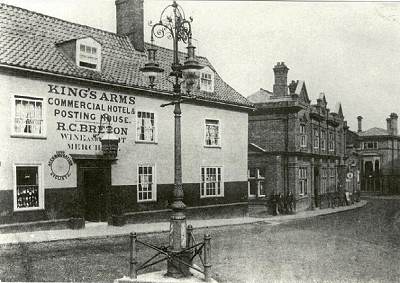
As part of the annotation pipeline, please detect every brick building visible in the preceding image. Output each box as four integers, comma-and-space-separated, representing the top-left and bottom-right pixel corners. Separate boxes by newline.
355, 114, 400, 194
0, 1, 252, 224
247, 62, 348, 211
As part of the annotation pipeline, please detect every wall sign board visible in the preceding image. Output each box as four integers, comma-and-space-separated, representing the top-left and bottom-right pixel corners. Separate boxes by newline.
47, 84, 136, 153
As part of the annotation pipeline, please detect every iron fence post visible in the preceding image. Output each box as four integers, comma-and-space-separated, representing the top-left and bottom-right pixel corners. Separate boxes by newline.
203, 234, 211, 282
187, 224, 194, 266
129, 232, 137, 279
187, 224, 193, 247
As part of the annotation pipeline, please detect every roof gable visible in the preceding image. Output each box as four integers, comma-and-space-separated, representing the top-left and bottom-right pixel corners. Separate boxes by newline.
0, 3, 252, 109
335, 102, 343, 118
297, 81, 310, 104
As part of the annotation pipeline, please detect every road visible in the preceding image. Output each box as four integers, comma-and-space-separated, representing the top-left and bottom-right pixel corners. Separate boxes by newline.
0, 197, 399, 282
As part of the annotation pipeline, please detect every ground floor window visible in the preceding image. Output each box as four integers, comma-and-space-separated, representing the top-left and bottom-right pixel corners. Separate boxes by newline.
299, 167, 308, 195
137, 165, 156, 202
201, 166, 223, 197
248, 168, 266, 197
14, 164, 44, 210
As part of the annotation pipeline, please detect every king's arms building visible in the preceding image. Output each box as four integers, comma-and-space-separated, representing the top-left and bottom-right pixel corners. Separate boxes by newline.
0, 1, 253, 224
247, 62, 348, 211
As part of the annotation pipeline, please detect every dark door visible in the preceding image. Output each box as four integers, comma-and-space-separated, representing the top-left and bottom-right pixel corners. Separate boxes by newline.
83, 168, 107, 222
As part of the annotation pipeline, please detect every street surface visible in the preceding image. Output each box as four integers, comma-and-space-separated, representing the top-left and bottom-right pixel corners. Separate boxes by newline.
0, 197, 399, 282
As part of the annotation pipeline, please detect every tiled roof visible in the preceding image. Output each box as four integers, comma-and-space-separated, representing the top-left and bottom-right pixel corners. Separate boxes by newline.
359, 127, 389, 137
0, 3, 252, 108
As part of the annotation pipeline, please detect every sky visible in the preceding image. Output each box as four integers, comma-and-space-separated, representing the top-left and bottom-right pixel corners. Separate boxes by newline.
2, 0, 400, 131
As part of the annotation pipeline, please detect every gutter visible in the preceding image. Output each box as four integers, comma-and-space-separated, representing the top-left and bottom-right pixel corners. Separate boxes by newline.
0, 64, 254, 112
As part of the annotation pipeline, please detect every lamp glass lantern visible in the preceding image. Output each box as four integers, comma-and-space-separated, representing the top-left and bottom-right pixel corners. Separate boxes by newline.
181, 40, 203, 93
140, 45, 164, 88
101, 125, 119, 158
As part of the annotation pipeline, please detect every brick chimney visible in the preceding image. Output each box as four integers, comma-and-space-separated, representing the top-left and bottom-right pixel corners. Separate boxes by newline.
357, 116, 363, 133
386, 117, 392, 134
273, 62, 289, 96
390, 113, 398, 136
115, 0, 144, 52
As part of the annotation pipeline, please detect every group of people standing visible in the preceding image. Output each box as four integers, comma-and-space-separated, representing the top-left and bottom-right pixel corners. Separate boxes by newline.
269, 191, 295, 215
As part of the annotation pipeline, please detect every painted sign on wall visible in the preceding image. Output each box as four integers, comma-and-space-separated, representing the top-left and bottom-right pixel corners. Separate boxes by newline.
47, 84, 136, 152
48, 151, 73, 180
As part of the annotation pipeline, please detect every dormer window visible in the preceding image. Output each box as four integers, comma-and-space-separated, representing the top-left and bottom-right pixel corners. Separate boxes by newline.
200, 67, 214, 92
58, 37, 102, 72
76, 37, 101, 71
79, 44, 98, 69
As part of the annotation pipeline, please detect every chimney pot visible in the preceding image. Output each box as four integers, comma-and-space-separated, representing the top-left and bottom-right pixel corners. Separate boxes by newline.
387, 117, 392, 134
357, 116, 363, 133
273, 62, 289, 96
390, 113, 398, 135
115, 0, 144, 52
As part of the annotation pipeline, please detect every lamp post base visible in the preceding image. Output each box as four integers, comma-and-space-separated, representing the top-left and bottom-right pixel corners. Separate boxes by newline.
114, 266, 218, 283
167, 212, 191, 278
166, 250, 193, 278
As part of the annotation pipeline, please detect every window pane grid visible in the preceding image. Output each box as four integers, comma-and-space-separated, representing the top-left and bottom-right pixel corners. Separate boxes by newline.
138, 165, 155, 201
200, 72, 213, 92
314, 129, 319, 149
16, 166, 40, 209
14, 97, 44, 135
205, 120, 220, 146
299, 167, 308, 195
79, 44, 99, 69
329, 132, 335, 151
300, 124, 307, 147
201, 167, 223, 197
321, 131, 326, 150
137, 112, 155, 142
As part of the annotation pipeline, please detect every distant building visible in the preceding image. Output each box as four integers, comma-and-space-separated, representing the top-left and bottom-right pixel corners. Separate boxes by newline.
0, 1, 252, 224
355, 114, 400, 194
247, 62, 348, 211
344, 130, 361, 196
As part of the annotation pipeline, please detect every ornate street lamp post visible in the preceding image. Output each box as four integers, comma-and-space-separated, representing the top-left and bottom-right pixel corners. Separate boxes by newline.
140, 0, 203, 278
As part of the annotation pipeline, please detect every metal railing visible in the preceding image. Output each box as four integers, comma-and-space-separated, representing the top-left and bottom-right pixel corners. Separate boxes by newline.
127, 225, 212, 281
361, 175, 400, 195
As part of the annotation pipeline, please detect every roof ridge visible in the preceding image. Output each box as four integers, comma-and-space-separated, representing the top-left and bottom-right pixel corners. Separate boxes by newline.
0, 2, 124, 39
0, 3, 209, 59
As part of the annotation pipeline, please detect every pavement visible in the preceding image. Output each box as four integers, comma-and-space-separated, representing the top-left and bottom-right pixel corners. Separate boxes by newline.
0, 201, 367, 246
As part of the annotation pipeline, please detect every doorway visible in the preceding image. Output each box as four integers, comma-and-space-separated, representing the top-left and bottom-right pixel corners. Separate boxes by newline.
82, 168, 107, 222
75, 158, 111, 222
